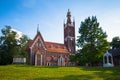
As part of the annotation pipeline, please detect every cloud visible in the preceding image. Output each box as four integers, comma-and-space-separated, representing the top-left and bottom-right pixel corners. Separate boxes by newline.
11, 29, 23, 39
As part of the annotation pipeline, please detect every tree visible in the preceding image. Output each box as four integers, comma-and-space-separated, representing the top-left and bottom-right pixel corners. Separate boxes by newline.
77, 16, 109, 66
0, 26, 19, 64
0, 26, 29, 65
110, 36, 120, 49
18, 35, 30, 56
17, 34, 30, 64
20, 35, 29, 47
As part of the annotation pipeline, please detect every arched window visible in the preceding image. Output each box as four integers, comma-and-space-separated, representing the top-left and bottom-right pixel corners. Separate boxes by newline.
47, 62, 51, 66
105, 56, 107, 64
103, 51, 114, 67
109, 56, 112, 63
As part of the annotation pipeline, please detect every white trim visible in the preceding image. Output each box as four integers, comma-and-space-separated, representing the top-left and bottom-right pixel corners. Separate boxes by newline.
47, 62, 51, 66
41, 54, 42, 66
30, 47, 32, 65
65, 36, 74, 41
103, 51, 114, 67
58, 56, 65, 66
35, 54, 37, 66
64, 22, 74, 29
30, 36, 46, 50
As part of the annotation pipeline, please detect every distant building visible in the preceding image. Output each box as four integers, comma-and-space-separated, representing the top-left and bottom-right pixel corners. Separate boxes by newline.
109, 48, 120, 66
26, 10, 76, 66
13, 55, 26, 64
103, 48, 120, 67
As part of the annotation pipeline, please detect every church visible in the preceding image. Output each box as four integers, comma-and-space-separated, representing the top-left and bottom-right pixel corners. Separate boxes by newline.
26, 10, 76, 66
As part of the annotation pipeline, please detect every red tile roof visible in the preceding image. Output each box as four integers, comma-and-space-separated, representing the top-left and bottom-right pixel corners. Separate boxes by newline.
26, 32, 69, 54
45, 41, 69, 54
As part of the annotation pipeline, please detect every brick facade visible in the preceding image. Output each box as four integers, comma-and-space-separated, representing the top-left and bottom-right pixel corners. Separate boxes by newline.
26, 10, 75, 66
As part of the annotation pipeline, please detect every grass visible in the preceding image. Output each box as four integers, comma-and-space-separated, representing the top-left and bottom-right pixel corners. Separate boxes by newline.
0, 64, 120, 80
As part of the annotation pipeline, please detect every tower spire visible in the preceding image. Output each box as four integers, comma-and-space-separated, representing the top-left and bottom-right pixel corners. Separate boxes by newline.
64, 9, 76, 54
67, 9, 71, 23
37, 24, 39, 33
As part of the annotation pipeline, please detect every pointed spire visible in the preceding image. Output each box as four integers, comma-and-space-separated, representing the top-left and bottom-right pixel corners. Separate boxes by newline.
67, 9, 71, 17
37, 24, 40, 33
68, 9, 70, 12
67, 9, 71, 23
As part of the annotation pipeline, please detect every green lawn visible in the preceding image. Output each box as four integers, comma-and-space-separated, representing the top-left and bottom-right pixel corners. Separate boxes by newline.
0, 64, 120, 80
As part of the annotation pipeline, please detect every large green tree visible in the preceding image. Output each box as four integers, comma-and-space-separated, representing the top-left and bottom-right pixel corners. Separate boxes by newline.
77, 16, 109, 66
0, 26, 29, 65
110, 36, 120, 49
0, 26, 19, 64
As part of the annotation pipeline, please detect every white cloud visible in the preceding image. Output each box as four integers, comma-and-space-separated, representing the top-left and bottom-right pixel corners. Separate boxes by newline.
11, 29, 23, 39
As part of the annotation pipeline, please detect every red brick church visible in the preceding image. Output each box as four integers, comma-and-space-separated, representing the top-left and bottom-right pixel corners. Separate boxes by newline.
26, 10, 75, 66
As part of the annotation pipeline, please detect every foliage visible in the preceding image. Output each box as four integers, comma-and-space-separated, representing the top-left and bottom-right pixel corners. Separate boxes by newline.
20, 35, 29, 47
69, 54, 76, 62
19, 35, 30, 64
0, 64, 120, 80
110, 36, 120, 49
18, 34, 29, 56
0, 26, 29, 65
77, 16, 109, 66
0, 26, 19, 64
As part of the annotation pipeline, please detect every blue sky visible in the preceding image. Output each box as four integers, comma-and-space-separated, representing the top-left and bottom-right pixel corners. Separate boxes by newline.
0, 0, 120, 43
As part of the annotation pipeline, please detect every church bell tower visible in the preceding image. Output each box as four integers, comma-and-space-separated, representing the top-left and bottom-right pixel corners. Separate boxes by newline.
64, 9, 76, 54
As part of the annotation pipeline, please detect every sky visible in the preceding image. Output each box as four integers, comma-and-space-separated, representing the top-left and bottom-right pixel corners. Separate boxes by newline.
0, 0, 120, 43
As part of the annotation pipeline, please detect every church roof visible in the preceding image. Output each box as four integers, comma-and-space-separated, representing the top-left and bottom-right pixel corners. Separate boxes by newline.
26, 40, 69, 54
26, 28, 70, 54
45, 42, 69, 54
26, 31, 47, 49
